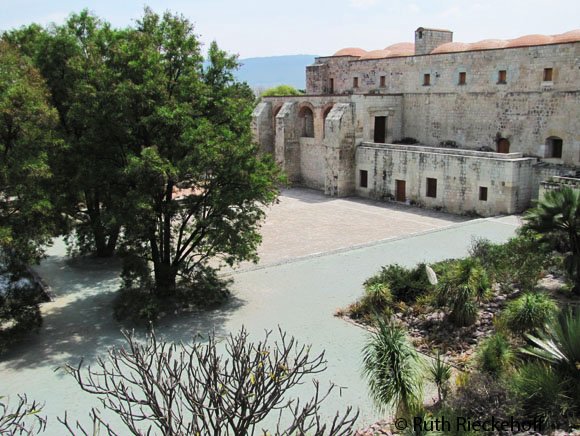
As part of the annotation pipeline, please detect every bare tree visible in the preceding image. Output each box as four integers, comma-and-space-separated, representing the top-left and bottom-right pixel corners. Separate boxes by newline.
0, 395, 46, 435
59, 328, 358, 435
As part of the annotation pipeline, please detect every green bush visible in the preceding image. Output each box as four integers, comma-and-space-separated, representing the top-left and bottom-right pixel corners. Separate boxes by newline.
469, 235, 547, 291
260, 85, 303, 97
0, 268, 44, 353
349, 283, 393, 322
511, 362, 575, 429
476, 333, 514, 375
435, 258, 490, 327
502, 292, 558, 334
114, 267, 231, 324
364, 263, 432, 304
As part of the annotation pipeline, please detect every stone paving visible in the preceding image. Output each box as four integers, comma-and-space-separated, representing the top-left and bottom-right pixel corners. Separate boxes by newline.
235, 187, 469, 270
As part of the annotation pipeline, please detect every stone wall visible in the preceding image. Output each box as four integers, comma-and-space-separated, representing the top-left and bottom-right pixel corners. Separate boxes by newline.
307, 42, 579, 166
355, 143, 536, 216
415, 28, 453, 55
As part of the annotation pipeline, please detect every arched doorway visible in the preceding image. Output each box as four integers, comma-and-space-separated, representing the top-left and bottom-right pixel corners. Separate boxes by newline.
298, 106, 314, 137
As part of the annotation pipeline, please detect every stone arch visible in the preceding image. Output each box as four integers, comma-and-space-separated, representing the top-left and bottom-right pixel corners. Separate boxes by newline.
545, 136, 563, 158
298, 104, 314, 138
322, 104, 334, 139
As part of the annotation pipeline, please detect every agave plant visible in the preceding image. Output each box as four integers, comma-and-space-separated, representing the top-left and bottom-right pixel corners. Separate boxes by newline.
522, 308, 580, 382
362, 318, 423, 417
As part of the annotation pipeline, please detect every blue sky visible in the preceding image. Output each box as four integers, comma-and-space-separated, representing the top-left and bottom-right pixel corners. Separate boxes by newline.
0, 0, 578, 58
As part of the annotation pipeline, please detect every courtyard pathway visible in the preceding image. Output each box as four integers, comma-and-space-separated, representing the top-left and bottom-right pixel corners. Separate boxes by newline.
0, 190, 519, 434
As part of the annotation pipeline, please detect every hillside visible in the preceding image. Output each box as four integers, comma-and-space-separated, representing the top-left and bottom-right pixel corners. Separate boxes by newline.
235, 54, 318, 91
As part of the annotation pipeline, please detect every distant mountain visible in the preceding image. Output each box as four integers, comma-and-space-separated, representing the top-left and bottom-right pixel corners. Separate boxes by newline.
235, 55, 318, 91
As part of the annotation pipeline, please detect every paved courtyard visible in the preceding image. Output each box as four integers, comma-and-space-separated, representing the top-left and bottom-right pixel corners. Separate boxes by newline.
237, 188, 469, 269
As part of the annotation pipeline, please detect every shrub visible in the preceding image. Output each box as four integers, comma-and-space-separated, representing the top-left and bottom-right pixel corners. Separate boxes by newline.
476, 333, 514, 375
446, 372, 520, 425
469, 235, 547, 292
362, 318, 423, 416
364, 263, 432, 304
0, 267, 44, 353
61, 328, 358, 434
502, 292, 558, 334
511, 362, 575, 429
114, 267, 231, 324
348, 283, 393, 322
435, 258, 490, 327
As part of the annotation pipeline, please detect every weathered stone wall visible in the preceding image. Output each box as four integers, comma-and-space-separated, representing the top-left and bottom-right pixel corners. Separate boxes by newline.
355, 143, 536, 216
307, 42, 579, 165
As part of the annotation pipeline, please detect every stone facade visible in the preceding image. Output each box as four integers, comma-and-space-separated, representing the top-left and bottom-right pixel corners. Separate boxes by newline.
252, 27, 580, 216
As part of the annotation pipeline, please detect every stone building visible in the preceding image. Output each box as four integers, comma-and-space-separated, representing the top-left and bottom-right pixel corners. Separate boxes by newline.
252, 27, 580, 216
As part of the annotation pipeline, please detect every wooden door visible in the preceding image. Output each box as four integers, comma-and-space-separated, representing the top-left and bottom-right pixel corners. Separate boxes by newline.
395, 180, 406, 202
374, 116, 386, 143
497, 138, 510, 153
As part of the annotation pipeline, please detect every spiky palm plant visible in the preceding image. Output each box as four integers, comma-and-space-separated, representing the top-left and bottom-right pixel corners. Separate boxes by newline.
428, 350, 452, 403
523, 187, 580, 295
523, 308, 580, 381
523, 308, 580, 413
362, 318, 423, 417
436, 258, 490, 327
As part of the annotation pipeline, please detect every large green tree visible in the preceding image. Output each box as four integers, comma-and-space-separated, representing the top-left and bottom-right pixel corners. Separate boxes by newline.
0, 41, 60, 265
5, 12, 128, 257
113, 10, 280, 296
523, 187, 580, 295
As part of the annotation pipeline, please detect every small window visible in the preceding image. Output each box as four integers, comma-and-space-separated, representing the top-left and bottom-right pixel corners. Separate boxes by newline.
360, 170, 368, 188
543, 68, 553, 82
329, 78, 334, 94
498, 70, 507, 84
380, 75, 386, 87
458, 72, 466, 85
418, 31, 423, 39
426, 178, 437, 198
423, 73, 431, 86
479, 187, 488, 201
353, 77, 359, 88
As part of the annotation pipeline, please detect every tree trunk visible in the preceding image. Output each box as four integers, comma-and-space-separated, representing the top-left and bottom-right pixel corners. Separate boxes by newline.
154, 262, 177, 297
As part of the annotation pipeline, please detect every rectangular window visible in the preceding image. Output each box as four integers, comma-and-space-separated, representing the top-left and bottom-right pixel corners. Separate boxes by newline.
380, 75, 386, 87
552, 139, 563, 158
353, 77, 359, 88
458, 72, 466, 85
498, 70, 507, 84
479, 187, 488, 201
329, 78, 334, 94
543, 68, 553, 82
426, 178, 437, 198
360, 170, 368, 188
423, 73, 431, 86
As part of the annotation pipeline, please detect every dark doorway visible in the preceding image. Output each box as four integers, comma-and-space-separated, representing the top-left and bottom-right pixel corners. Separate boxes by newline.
374, 116, 387, 143
497, 138, 510, 154
360, 170, 368, 188
395, 180, 406, 202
